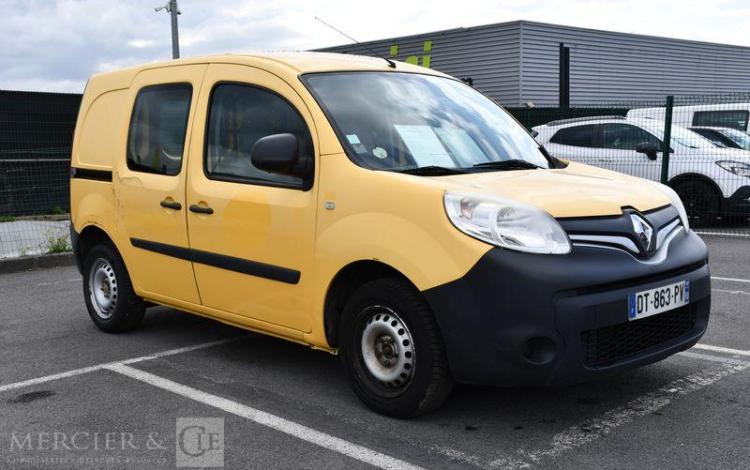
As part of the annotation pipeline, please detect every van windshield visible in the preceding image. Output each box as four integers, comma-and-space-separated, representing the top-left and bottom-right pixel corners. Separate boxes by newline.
303, 72, 550, 172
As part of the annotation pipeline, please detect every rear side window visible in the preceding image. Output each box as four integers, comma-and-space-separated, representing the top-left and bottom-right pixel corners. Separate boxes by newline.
549, 125, 596, 147
205, 84, 313, 189
692, 110, 749, 131
127, 83, 192, 176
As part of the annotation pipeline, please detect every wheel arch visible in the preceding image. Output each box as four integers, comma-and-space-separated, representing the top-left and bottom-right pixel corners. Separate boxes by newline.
75, 224, 117, 273
668, 172, 723, 197
323, 260, 418, 348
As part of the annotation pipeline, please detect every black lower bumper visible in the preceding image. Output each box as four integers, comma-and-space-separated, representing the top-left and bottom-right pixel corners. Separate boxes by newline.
422, 229, 710, 387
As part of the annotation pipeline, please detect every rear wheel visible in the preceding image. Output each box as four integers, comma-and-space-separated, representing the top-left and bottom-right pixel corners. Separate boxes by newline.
339, 278, 453, 417
672, 179, 720, 228
83, 243, 145, 333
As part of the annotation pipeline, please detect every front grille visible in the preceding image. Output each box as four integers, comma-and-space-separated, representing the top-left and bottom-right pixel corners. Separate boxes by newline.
581, 306, 697, 367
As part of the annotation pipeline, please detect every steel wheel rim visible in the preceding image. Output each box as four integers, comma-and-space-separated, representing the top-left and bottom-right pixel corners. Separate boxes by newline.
88, 258, 118, 319
360, 305, 415, 389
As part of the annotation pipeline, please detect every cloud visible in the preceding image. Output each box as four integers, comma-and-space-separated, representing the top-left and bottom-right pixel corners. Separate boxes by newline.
128, 39, 158, 49
0, 0, 748, 92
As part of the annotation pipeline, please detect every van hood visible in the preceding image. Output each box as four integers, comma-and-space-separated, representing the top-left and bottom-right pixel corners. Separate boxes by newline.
427, 161, 671, 218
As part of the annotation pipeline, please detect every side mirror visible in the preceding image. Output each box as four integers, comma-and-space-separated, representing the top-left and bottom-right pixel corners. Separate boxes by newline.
635, 142, 659, 160
250, 133, 300, 175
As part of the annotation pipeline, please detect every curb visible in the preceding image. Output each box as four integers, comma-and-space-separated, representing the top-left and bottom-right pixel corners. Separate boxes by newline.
0, 252, 76, 274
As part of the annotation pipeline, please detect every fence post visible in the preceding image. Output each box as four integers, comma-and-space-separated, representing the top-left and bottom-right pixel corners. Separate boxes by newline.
660, 95, 674, 184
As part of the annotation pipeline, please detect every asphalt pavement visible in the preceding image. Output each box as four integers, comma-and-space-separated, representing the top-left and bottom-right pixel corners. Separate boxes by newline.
0, 235, 748, 470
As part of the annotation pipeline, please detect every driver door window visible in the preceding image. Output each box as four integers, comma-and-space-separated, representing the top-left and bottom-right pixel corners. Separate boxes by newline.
600, 123, 660, 150
597, 123, 661, 180
205, 84, 313, 188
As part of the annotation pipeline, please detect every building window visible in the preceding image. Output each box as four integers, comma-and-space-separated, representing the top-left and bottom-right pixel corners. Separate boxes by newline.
127, 83, 192, 176
205, 84, 313, 189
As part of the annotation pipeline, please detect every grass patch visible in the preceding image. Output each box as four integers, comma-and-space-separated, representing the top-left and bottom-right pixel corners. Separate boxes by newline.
0, 215, 16, 223
45, 233, 72, 254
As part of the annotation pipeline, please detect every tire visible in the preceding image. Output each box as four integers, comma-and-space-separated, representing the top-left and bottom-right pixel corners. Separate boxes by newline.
82, 242, 145, 333
339, 278, 453, 417
672, 179, 720, 228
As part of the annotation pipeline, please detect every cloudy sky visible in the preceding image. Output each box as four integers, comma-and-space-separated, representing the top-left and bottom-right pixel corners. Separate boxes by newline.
1, 0, 748, 93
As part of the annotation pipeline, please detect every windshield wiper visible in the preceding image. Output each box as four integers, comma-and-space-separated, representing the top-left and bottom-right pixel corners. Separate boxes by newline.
394, 165, 468, 176
470, 159, 541, 171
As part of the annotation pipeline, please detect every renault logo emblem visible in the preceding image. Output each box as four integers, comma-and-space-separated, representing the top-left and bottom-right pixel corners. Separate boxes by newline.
630, 213, 654, 253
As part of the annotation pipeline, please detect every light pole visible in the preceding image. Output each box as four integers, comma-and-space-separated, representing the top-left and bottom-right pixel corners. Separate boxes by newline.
155, 0, 181, 59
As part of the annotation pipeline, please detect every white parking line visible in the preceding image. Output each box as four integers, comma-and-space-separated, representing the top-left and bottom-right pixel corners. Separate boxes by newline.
36, 277, 80, 287
488, 360, 750, 470
712, 276, 750, 284
712, 288, 750, 296
0, 337, 244, 394
693, 343, 750, 357
105, 363, 426, 470
680, 351, 750, 365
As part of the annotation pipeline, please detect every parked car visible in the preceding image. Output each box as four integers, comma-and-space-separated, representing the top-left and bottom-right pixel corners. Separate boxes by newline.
533, 116, 750, 225
628, 103, 750, 132
689, 126, 750, 150
71, 53, 710, 417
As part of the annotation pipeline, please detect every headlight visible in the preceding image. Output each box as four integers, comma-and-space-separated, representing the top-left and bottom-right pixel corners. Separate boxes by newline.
444, 192, 571, 254
716, 160, 750, 177
654, 183, 690, 231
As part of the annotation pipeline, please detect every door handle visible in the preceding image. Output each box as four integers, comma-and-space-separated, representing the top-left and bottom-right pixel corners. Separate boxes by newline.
160, 199, 182, 210
189, 204, 214, 215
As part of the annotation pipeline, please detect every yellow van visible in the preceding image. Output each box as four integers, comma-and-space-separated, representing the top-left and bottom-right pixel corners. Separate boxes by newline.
70, 53, 710, 417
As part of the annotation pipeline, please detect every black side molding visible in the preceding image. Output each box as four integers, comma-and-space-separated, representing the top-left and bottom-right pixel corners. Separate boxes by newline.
71, 167, 113, 182
129, 238, 300, 284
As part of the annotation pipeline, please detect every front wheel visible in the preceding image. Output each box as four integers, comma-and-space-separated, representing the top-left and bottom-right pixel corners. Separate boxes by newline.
339, 278, 453, 417
83, 243, 145, 333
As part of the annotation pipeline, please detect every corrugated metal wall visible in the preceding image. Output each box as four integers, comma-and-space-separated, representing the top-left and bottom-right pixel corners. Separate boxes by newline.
316, 23, 523, 106
520, 22, 750, 106
317, 20, 750, 107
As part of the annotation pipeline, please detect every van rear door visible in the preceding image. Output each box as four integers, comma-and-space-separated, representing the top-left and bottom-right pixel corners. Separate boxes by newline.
115, 65, 207, 304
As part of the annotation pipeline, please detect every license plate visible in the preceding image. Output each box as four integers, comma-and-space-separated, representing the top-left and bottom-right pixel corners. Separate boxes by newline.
628, 280, 690, 321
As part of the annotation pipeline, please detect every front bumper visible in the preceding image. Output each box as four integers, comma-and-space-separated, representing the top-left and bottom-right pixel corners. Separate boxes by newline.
422, 228, 710, 387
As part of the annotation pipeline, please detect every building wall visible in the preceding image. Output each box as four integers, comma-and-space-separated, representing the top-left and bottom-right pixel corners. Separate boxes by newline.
316, 22, 523, 106
318, 20, 750, 107
520, 21, 750, 106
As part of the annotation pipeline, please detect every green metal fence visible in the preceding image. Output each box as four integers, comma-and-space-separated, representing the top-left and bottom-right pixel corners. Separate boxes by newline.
1, 90, 749, 260
0, 90, 78, 259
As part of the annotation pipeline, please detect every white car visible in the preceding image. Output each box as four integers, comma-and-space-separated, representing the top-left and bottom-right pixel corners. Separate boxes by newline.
628, 103, 750, 132
533, 116, 750, 225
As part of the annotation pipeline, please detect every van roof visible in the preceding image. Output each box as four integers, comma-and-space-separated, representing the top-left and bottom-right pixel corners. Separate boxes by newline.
88, 51, 448, 86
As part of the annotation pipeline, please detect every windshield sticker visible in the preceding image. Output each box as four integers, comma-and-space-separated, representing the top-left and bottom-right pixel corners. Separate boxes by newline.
394, 125, 454, 167
434, 128, 487, 166
372, 147, 388, 159
346, 134, 361, 145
